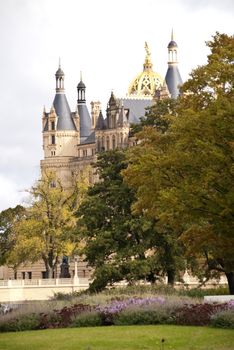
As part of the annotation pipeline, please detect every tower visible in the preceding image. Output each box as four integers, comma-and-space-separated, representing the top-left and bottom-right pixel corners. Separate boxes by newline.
77, 73, 92, 143
165, 30, 183, 99
41, 63, 80, 185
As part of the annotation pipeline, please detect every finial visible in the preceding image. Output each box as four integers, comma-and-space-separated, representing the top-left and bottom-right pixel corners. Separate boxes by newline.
43, 105, 46, 113
143, 41, 152, 71
145, 41, 151, 56
171, 28, 174, 41
59, 57, 61, 68
80, 71, 82, 82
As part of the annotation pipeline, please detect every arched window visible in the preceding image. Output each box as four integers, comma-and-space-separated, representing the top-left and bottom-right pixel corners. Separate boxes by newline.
97, 137, 101, 152
106, 136, 110, 151
112, 135, 116, 149
51, 121, 55, 130
120, 133, 123, 146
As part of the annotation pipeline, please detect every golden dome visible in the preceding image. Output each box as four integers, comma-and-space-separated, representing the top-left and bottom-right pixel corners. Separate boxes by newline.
127, 42, 164, 98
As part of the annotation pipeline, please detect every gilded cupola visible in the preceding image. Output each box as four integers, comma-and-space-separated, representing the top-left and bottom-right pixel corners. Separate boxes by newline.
127, 42, 164, 98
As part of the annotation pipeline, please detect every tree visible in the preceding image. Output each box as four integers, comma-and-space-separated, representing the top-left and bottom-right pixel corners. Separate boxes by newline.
77, 150, 165, 292
0, 205, 25, 268
123, 32, 234, 293
131, 98, 177, 135
6, 172, 87, 278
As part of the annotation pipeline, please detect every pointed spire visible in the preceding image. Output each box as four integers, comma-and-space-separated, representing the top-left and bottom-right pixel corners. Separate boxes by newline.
171, 28, 174, 41
95, 110, 106, 130
117, 104, 128, 127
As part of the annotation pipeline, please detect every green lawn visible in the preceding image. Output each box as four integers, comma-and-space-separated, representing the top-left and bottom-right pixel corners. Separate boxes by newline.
0, 325, 233, 350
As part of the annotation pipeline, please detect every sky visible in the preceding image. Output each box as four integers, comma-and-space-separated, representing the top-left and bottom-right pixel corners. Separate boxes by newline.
0, 0, 233, 211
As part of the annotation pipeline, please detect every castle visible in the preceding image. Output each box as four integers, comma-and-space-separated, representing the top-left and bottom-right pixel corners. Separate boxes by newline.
0, 33, 182, 280
40, 33, 182, 186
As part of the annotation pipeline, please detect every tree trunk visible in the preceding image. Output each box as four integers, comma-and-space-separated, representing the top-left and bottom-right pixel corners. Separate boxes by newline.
225, 272, 234, 295
167, 269, 175, 286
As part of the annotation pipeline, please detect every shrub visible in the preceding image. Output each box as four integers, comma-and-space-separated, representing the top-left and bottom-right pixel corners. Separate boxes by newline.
39, 303, 92, 328
96, 297, 165, 325
71, 311, 102, 327
211, 310, 234, 329
114, 307, 174, 326
0, 313, 40, 332
174, 303, 227, 326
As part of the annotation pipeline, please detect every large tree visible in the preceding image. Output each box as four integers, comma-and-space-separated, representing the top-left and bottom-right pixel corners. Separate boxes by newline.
123, 32, 234, 293
77, 150, 168, 292
6, 172, 87, 278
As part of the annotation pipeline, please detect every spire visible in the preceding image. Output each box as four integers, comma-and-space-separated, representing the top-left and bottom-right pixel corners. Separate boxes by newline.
171, 28, 174, 41
95, 110, 106, 130
165, 31, 183, 99
77, 73, 86, 104
117, 105, 128, 127
143, 41, 153, 71
55, 60, 65, 93
77, 74, 92, 140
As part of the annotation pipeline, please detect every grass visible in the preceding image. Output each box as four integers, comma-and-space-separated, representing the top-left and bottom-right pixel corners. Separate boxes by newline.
0, 325, 234, 350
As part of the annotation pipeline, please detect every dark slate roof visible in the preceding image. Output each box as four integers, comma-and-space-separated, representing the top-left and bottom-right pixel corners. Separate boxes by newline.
78, 103, 92, 137
80, 131, 95, 145
168, 40, 178, 48
96, 111, 106, 130
119, 98, 152, 124
77, 80, 86, 88
53, 93, 77, 130
165, 65, 183, 99
55, 67, 64, 76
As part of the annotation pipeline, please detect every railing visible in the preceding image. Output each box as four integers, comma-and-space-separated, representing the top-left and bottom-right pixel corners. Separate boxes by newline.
0, 278, 91, 288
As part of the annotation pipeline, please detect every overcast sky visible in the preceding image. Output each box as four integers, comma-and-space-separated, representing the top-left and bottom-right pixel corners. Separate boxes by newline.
0, 0, 233, 211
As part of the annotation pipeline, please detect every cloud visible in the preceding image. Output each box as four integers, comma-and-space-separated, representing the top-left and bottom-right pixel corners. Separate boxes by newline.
177, 0, 234, 11
0, 174, 27, 211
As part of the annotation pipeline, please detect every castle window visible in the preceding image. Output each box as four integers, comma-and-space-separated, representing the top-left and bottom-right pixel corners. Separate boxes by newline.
83, 150, 87, 157
106, 136, 110, 150
97, 138, 101, 152
51, 135, 55, 145
51, 121, 55, 130
112, 135, 116, 149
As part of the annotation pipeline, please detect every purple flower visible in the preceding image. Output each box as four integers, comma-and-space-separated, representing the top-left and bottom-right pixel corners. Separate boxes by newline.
96, 297, 165, 315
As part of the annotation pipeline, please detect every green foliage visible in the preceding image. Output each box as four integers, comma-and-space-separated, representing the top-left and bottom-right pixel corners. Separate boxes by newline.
0, 313, 40, 332
77, 150, 161, 291
0, 205, 25, 266
71, 311, 102, 327
123, 32, 234, 293
5, 172, 87, 277
114, 305, 175, 326
131, 98, 177, 134
211, 310, 234, 329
